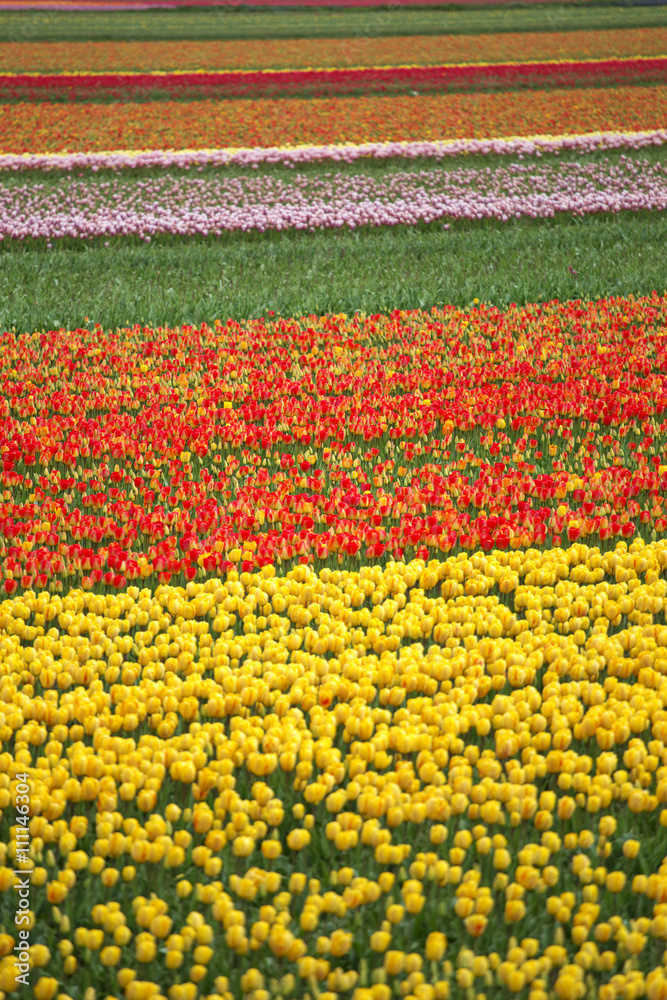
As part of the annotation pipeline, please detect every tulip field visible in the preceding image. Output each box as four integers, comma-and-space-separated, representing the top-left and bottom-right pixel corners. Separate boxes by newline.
2, 3, 667, 1000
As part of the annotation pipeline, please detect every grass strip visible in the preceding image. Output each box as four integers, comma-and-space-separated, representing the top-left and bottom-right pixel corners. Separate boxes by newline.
3, 4, 667, 43
2, 209, 666, 334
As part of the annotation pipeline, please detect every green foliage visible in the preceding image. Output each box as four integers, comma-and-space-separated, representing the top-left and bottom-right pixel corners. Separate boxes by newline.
2, 210, 667, 335
2, 3, 667, 43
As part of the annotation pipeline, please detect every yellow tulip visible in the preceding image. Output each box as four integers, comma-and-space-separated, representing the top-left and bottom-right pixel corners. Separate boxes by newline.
100, 946, 121, 967
606, 872, 626, 894
370, 931, 392, 953
34, 978, 59, 1000
384, 951, 405, 976
135, 934, 157, 963
425, 933, 447, 962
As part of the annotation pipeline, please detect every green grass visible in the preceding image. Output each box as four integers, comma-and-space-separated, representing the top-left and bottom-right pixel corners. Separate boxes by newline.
3, 3, 667, 42
2, 210, 667, 333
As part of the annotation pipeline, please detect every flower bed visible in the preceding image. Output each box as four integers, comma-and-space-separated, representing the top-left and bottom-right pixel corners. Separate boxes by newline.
4, 57, 667, 101
3, 128, 667, 173
2, 540, 667, 999
3, 6, 667, 995
2, 85, 666, 154
0, 296, 667, 592
3, 154, 667, 241
5, 28, 667, 74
